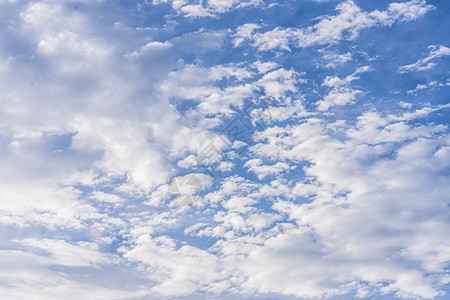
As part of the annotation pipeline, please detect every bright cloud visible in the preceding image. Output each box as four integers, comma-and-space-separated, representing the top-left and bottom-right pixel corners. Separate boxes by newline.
234, 0, 435, 51
399, 44, 450, 73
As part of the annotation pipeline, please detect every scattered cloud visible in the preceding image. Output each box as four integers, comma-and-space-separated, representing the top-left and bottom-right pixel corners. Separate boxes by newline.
319, 50, 352, 69
151, 0, 262, 17
399, 45, 450, 73
234, 0, 435, 51
407, 79, 450, 94
317, 66, 372, 111
0, 0, 449, 299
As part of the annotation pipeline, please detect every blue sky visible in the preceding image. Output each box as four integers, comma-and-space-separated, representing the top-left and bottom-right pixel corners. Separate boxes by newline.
0, 0, 449, 299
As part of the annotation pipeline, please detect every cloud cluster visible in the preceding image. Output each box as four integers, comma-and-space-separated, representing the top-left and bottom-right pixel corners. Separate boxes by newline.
317, 65, 372, 111
117, 104, 450, 299
0, 0, 449, 299
241, 109, 450, 298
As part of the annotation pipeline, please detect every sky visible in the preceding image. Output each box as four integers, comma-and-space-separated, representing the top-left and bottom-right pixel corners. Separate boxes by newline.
0, 0, 449, 299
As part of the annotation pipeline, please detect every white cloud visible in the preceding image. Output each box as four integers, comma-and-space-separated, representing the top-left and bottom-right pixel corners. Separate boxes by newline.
126, 41, 173, 58
251, 60, 278, 73
160, 63, 302, 123
19, 238, 108, 267
0, 0, 192, 202
233, 23, 260, 47
387, 0, 436, 23
244, 158, 292, 179
399, 45, 450, 73
407, 79, 450, 94
0, 243, 145, 300
152, 0, 262, 17
319, 50, 352, 69
91, 191, 124, 205
0, 0, 449, 299
317, 66, 372, 111
388, 103, 450, 122
0, 181, 99, 228
243, 109, 450, 298
180, 4, 214, 17
120, 234, 226, 296
235, 0, 434, 51
257, 68, 299, 99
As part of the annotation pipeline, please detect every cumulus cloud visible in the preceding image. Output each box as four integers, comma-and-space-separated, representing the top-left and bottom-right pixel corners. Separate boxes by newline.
160, 63, 302, 120
245, 109, 450, 298
244, 158, 292, 179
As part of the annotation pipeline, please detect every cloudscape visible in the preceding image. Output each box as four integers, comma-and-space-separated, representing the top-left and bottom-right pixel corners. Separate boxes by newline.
0, 0, 449, 299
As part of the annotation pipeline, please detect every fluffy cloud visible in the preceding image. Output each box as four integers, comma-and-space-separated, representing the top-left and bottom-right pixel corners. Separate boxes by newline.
243, 109, 450, 298
1, 0, 449, 299
0, 241, 145, 300
160, 62, 302, 122
317, 66, 372, 111
244, 158, 292, 179
120, 234, 227, 296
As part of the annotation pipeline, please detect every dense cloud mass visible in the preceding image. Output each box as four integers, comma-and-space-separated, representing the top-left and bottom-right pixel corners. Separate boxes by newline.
0, 0, 449, 299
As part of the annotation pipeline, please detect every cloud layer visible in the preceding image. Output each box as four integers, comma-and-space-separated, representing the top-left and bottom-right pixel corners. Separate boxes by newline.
0, 0, 449, 299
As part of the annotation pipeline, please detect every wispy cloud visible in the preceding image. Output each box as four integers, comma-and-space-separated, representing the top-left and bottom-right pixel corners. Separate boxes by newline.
399, 45, 450, 73
234, 0, 434, 51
